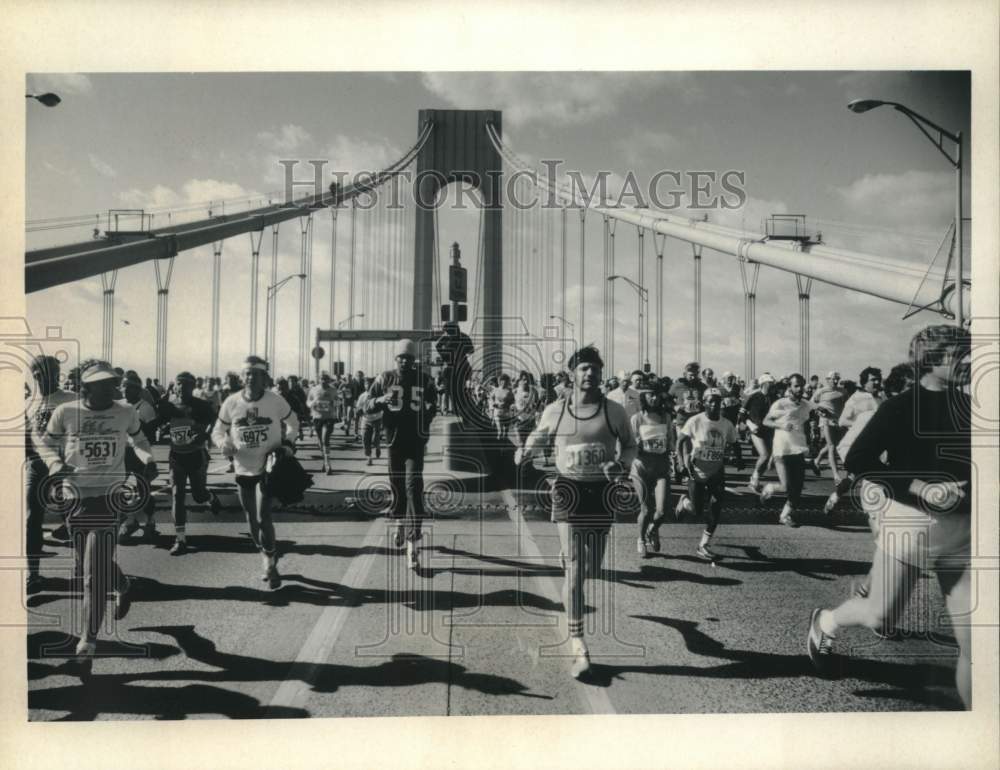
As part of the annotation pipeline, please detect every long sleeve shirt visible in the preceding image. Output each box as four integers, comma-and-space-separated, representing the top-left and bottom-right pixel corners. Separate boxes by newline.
365, 367, 437, 448
212, 390, 299, 476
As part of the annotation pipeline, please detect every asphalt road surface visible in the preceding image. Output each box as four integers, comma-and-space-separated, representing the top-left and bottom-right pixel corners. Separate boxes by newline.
26, 418, 965, 720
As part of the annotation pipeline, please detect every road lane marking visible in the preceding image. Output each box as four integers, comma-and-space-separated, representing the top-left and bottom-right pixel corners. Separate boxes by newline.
502, 488, 617, 715
266, 515, 385, 713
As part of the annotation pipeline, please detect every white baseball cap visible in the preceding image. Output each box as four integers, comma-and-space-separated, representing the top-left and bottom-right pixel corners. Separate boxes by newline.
758, 372, 776, 384
80, 361, 119, 384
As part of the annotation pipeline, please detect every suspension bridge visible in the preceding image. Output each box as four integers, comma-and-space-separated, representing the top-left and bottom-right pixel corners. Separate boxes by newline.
25, 108, 970, 383
24, 108, 975, 720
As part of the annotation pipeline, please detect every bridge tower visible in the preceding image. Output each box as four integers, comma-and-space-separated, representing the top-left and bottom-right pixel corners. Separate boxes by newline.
413, 109, 503, 376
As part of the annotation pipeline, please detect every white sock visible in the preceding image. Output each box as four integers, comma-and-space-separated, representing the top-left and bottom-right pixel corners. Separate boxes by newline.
819, 609, 838, 636
699, 530, 712, 548
175, 526, 186, 542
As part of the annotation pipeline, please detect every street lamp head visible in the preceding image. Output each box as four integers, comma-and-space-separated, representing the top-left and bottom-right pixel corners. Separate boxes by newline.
847, 99, 887, 114
26, 92, 62, 107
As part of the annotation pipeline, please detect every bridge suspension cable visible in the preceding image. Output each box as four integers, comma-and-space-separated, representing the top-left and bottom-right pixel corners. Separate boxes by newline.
484, 123, 966, 322
25, 120, 435, 293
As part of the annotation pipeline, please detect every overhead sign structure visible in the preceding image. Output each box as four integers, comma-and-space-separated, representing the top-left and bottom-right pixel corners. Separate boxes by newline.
449, 264, 467, 302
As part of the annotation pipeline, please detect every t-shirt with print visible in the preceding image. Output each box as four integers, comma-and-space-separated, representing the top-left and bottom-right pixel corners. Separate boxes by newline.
213, 390, 299, 476
38, 400, 150, 497
679, 412, 737, 480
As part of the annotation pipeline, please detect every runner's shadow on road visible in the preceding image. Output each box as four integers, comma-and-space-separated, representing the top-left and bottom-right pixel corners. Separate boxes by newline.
574, 614, 960, 709
692, 544, 871, 581
609, 560, 743, 588
31, 624, 551, 718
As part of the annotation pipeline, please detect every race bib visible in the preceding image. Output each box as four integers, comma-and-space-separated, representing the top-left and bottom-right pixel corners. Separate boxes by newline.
239, 426, 270, 448
78, 435, 119, 468
171, 426, 194, 446
562, 442, 608, 475
638, 424, 668, 454
696, 447, 725, 463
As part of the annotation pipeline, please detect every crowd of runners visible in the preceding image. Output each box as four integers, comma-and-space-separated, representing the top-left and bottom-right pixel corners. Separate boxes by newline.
24, 323, 972, 703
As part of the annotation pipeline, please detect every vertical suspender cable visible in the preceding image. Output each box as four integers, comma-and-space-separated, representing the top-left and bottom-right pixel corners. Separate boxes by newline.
578, 208, 586, 348
638, 226, 646, 367
211, 240, 223, 378
654, 233, 665, 373
329, 206, 338, 363
269, 224, 279, 367
608, 218, 617, 370
249, 229, 264, 355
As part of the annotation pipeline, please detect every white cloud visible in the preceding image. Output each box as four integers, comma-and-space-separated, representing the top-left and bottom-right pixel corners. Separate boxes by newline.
88, 153, 116, 179
116, 179, 260, 215
422, 72, 659, 129
616, 129, 681, 168
833, 169, 953, 227
30, 73, 93, 95
257, 124, 312, 152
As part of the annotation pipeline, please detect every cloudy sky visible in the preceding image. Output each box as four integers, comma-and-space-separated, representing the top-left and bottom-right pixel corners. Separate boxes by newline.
25, 71, 970, 381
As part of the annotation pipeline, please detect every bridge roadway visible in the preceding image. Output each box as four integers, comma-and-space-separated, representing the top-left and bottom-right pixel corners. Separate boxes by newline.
26, 418, 963, 719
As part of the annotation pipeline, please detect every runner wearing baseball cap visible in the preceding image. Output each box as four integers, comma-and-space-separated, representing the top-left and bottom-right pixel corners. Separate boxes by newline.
35, 360, 157, 672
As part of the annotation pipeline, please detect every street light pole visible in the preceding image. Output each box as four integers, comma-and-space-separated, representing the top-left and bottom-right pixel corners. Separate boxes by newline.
608, 275, 650, 368
264, 274, 305, 366
847, 99, 966, 327
337, 313, 365, 370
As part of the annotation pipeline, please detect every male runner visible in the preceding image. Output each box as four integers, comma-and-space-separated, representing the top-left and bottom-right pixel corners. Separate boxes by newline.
307, 373, 340, 474
808, 325, 971, 709
762, 374, 829, 527
491, 373, 515, 441
356, 377, 383, 466
24, 355, 77, 592
212, 356, 299, 589
840, 366, 885, 429
811, 370, 846, 481
517, 345, 636, 679
742, 372, 776, 492
35, 361, 157, 669
366, 340, 437, 570
156, 371, 222, 554
675, 388, 738, 560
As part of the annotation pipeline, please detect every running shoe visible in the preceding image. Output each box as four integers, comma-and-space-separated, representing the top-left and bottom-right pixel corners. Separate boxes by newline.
637, 537, 648, 557
393, 525, 405, 549
209, 493, 222, 517
266, 564, 282, 589
808, 457, 823, 478
646, 526, 660, 553
674, 495, 688, 521
169, 540, 188, 556
366, 457, 373, 466
407, 541, 420, 571
117, 518, 141, 544
570, 638, 591, 679
806, 608, 836, 677
779, 511, 799, 528
759, 483, 778, 502
823, 492, 839, 515
141, 522, 159, 542
73, 639, 97, 680
696, 543, 717, 561
114, 576, 132, 620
